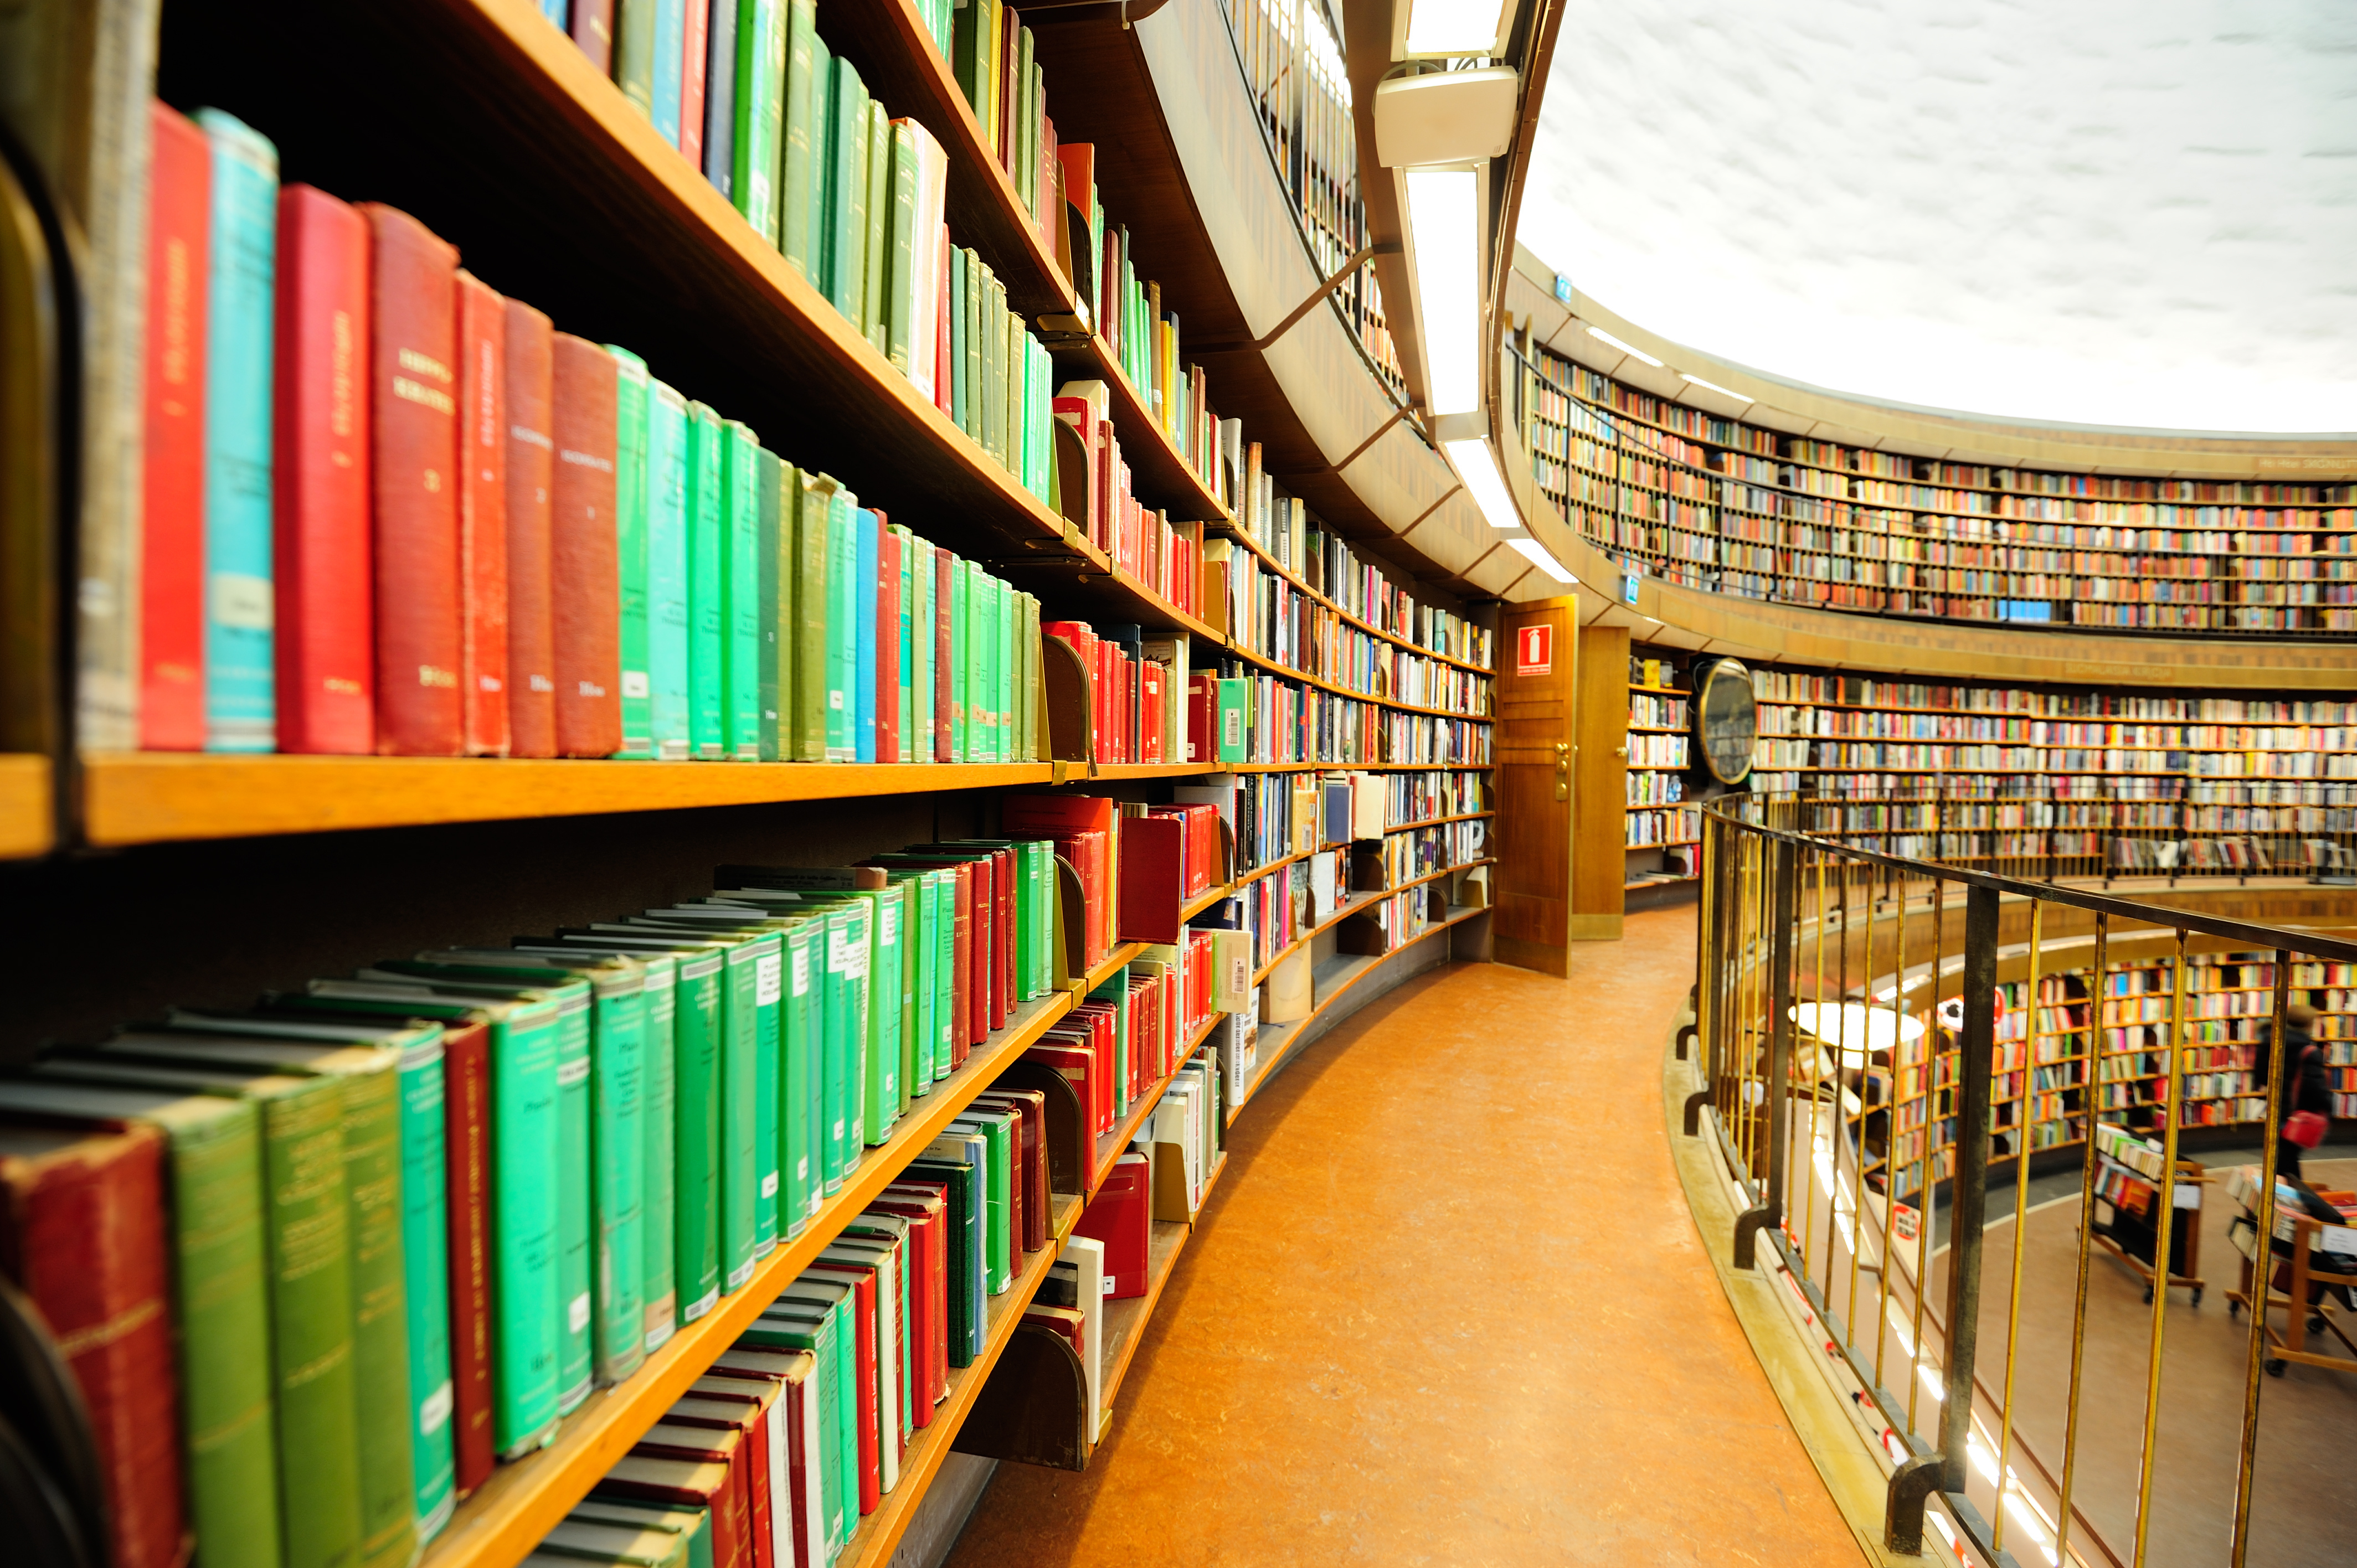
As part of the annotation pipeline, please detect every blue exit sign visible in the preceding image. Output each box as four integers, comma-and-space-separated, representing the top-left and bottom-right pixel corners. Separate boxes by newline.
1553, 274, 1572, 303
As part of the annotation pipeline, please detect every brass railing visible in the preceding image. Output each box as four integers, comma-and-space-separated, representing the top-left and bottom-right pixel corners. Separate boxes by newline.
1685, 792, 2357, 1564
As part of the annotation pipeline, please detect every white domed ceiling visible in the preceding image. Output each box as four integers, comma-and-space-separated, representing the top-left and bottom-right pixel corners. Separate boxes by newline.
1520, 1, 2357, 436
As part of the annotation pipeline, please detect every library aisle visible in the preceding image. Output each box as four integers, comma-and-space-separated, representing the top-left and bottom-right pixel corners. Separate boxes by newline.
947, 910, 1857, 1566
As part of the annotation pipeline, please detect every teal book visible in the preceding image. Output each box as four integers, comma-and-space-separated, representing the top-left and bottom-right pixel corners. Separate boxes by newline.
651, 0, 685, 146
779, 919, 819, 1230
886, 121, 918, 373
948, 558, 967, 762
637, 954, 680, 1350
823, 486, 858, 761
852, 508, 877, 764
733, 0, 785, 244
609, 347, 655, 758
827, 58, 869, 324
862, 98, 891, 350
551, 982, 595, 1410
687, 402, 728, 759
779, 0, 819, 275
893, 525, 914, 767
1217, 676, 1248, 762
647, 381, 692, 760
195, 109, 279, 752
723, 421, 763, 759
754, 446, 783, 762
395, 1030, 457, 1539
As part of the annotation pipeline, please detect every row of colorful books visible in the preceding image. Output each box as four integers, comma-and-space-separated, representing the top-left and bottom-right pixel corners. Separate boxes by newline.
141, 104, 1044, 761
1239, 492, 1496, 672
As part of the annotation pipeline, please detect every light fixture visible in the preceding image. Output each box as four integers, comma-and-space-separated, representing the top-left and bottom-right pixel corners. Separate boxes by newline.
1373, 68, 1520, 167
1401, 0, 1513, 58
1506, 537, 1574, 582
1440, 434, 1520, 527
1681, 372, 1752, 403
1404, 167, 1481, 415
1586, 326, 1661, 368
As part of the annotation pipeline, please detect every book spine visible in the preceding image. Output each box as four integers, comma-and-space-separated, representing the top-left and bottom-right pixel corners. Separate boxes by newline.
675, 953, 724, 1322
724, 422, 764, 760
750, 935, 781, 1251
933, 549, 951, 762
896, 527, 914, 766
502, 301, 559, 756
570, 0, 616, 73
590, 984, 648, 1386
552, 994, 594, 1413
829, 61, 868, 321
639, 960, 680, 1352
720, 942, 761, 1290
823, 491, 855, 761
680, 0, 710, 171
0, 1127, 187, 1568
397, 1039, 458, 1540
614, 0, 657, 120
853, 508, 878, 764
271, 183, 375, 755
820, 907, 852, 1190
608, 351, 654, 757
361, 202, 464, 757
439, 1022, 496, 1494
456, 272, 511, 755
141, 104, 210, 751
862, 100, 891, 349
196, 110, 280, 754
653, 0, 686, 146
754, 447, 782, 762
262, 1082, 367, 1568
781, 924, 815, 1229
337, 1068, 419, 1568
733, 0, 784, 240
886, 123, 917, 374
647, 382, 691, 759
687, 402, 727, 757
779, 0, 817, 274
873, 524, 899, 764
488, 1013, 562, 1457
549, 334, 622, 756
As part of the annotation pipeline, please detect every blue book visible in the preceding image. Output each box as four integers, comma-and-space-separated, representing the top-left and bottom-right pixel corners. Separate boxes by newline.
823, 490, 857, 761
540, 1, 569, 26
702, 0, 737, 198
652, 0, 686, 147
195, 110, 278, 754
853, 508, 878, 763
647, 384, 692, 760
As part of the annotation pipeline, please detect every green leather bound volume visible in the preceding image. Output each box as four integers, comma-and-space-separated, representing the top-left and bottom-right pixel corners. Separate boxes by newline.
687, 401, 727, 760
827, 58, 869, 325
647, 382, 692, 761
733, 0, 784, 244
608, 347, 655, 759
788, 468, 837, 762
779, 0, 818, 275
754, 446, 783, 762
886, 121, 918, 373
723, 421, 763, 760
861, 98, 891, 351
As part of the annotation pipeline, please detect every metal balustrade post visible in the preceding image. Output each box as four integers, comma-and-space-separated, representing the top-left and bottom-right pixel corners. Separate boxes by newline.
1733, 837, 1798, 1268
1887, 880, 1998, 1552
1685, 818, 1731, 1135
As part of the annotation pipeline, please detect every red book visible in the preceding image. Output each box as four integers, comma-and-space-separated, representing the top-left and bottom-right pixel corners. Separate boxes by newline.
1186, 671, 1216, 765
1023, 1304, 1086, 1365
360, 203, 465, 756
141, 103, 209, 751
502, 300, 558, 757
0, 1120, 186, 1568
455, 272, 510, 755
874, 527, 900, 763
806, 1266, 881, 1511
438, 1019, 496, 1495
932, 549, 954, 760
970, 1087, 1047, 1254
570, 0, 615, 73
680, 0, 708, 170
660, 1401, 771, 1568
549, 333, 622, 756
1118, 811, 1185, 945
273, 184, 376, 754
1074, 1150, 1149, 1298
868, 1190, 946, 1409
1023, 1040, 1102, 1137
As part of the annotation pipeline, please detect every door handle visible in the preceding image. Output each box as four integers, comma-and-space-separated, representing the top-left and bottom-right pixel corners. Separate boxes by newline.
1554, 741, 1571, 800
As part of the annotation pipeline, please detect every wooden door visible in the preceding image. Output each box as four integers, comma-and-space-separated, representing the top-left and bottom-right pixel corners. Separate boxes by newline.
1494, 599, 1577, 974
1571, 625, 1630, 939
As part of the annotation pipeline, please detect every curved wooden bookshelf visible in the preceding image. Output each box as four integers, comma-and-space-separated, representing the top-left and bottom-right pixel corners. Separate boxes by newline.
1249, 858, 1494, 986
1218, 636, 1491, 723
1210, 513, 1498, 677
0, 754, 52, 859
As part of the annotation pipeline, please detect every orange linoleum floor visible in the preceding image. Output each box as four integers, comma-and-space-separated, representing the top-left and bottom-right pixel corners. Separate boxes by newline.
945, 910, 1863, 1567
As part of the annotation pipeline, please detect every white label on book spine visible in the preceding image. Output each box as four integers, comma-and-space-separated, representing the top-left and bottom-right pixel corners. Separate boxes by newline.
557, 1056, 591, 1088
569, 1292, 591, 1333
419, 1379, 453, 1433
757, 954, 783, 1005
792, 946, 810, 996
763, 1172, 780, 1198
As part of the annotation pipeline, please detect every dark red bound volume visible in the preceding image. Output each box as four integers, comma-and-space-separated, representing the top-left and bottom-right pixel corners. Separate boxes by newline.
569, 0, 615, 73
549, 333, 621, 757
437, 1020, 495, 1495
0, 1121, 186, 1568
455, 271, 510, 756
359, 203, 465, 756
502, 300, 558, 758
273, 184, 376, 755
141, 103, 210, 751
1074, 1149, 1150, 1299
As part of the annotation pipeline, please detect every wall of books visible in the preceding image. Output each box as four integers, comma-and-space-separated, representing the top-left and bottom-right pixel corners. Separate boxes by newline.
0, 6, 1497, 1568
1516, 341, 2357, 636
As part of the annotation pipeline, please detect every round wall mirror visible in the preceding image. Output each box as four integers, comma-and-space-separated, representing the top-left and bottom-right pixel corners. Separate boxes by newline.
1694, 658, 1758, 786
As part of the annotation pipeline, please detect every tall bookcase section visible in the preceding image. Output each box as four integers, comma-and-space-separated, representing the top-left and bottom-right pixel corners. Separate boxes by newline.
1746, 662, 2357, 881
1624, 649, 1698, 893
1513, 339, 2357, 635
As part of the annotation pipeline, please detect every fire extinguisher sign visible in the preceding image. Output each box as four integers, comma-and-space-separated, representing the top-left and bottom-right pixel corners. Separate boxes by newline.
1516, 623, 1553, 677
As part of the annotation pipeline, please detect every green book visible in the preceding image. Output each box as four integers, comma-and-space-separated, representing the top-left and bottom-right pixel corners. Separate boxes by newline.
949, 247, 969, 435
0, 1078, 282, 1568
965, 252, 985, 443
806, 30, 834, 291
614, 0, 660, 125
395, 1029, 456, 1538
733, 0, 785, 244
902, 1157, 981, 1361
687, 401, 727, 759
723, 421, 763, 760
828, 58, 869, 324
565, 1501, 711, 1568
609, 347, 655, 759
634, 955, 678, 1350
947, 558, 967, 762
823, 484, 858, 761
778, 0, 819, 275
788, 468, 834, 761
1217, 675, 1248, 761
820, 904, 862, 1184
909, 534, 934, 764
778, 918, 820, 1231
647, 381, 692, 761
886, 122, 918, 373
978, 264, 1002, 466
85, 1030, 420, 1568
975, 571, 998, 764
780, 893, 893, 1146
944, 1113, 1012, 1293
688, 889, 843, 1203
743, 1299, 846, 1557
754, 447, 783, 762
620, 922, 759, 1290
862, 98, 891, 351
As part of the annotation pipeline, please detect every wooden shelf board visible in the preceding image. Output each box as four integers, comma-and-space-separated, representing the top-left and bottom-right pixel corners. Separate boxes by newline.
1088, 761, 1210, 781
1385, 809, 1494, 834
1222, 761, 1495, 774
1080, 942, 1145, 993
81, 754, 1056, 845
0, 754, 53, 859
1196, 1149, 1230, 1211
419, 987, 1074, 1568
1181, 1009, 1222, 1058
832, 1190, 1078, 1568
1221, 637, 1493, 723
1247, 858, 1486, 986
1093, 1218, 1192, 1440
1179, 884, 1232, 920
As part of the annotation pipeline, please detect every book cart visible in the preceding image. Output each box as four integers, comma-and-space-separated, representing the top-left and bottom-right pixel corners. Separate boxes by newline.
2086, 1124, 2209, 1307
3, 4, 1505, 1568
2223, 1165, 2357, 1379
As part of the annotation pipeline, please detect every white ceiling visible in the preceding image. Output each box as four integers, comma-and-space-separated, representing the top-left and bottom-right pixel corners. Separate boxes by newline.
1520, 1, 2357, 436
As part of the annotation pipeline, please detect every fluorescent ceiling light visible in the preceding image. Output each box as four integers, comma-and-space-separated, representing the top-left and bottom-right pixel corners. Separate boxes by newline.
1680, 372, 1752, 403
1442, 435, 1520, 528
1586, 326, 1661, 367
1507, 537, 1575, 582
1405, 168, 1482, 415
1404, 0, 1511, 56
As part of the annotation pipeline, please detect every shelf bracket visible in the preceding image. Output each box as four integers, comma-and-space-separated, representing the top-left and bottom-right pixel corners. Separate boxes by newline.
1195, 241, 1402, 357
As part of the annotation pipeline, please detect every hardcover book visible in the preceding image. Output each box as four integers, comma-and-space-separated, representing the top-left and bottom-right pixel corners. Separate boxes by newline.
503, 300, 560, 756
140, 104, 210, 751
455, 271, 511, 755
550, 333, 623, 755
